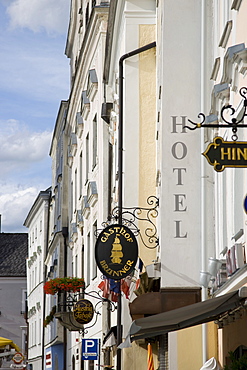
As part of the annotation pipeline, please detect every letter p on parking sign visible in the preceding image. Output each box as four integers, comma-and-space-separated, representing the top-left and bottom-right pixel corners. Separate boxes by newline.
82, 339, 99, 361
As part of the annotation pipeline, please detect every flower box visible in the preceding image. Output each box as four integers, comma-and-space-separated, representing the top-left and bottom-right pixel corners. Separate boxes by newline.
44, 277, 85, 295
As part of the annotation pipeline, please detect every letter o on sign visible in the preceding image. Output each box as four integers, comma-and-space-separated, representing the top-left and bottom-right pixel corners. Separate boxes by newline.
171, 142, 187, 160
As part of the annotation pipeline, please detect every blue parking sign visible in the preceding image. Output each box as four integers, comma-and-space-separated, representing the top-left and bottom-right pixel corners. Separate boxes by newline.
82, 339, 99, 360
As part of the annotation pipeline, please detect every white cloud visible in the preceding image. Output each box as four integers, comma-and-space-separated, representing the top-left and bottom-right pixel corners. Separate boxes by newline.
0, 120, 52, 165
6, 0, 70, 35
0, 120, 51, 232
0, 185, 39, 232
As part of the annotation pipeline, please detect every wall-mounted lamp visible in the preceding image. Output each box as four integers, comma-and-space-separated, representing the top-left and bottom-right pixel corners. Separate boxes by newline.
208, 257, 222, 277
200, 357, 221, 370
199, 271, 212, 288
146, 262, 161, 279
199, 258, 222, 288
231, 228, 244, 242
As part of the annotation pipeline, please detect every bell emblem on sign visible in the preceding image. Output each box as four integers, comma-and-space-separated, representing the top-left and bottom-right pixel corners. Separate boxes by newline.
111, 234, 123, 264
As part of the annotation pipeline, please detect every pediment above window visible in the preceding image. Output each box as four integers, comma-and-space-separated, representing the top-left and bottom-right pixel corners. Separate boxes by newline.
70, 222, 78, 242
76, 112, 84, 138
87, 69, 98, 101
82, 196, 90, 219
71, 133, 77, 156
76, 210, 84, 228
87, 181, 98, 207
210, 83, 230, 116
221, 43, 246, 86
210, 43, 247, 117
81, 90, 90, 120
67, 145, 73, 168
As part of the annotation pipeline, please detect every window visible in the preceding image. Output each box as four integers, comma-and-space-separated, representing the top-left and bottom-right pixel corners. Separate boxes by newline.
81, 245, 84, 281
87, 233, 90, 285
92, 114, 97, 169
79, 151, 83, 198
32, 270, 34, 290
92, 222, 97, 279
75, 169, 78, 211
34, 321, 36, 345
39, 318, 41, 344
21, 290, 27, 314
34, 266, 37, 287
85, 3, 89, 26
70, 181, 73, 220
39, 261, 42, 282
85, 134, 89, 184
75, 255, 78, 277
108, 143, 113, 217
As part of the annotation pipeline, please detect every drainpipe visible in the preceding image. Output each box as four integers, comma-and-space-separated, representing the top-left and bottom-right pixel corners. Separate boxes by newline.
62, 227, 68, 370
117, 41, 156, 370
201, 0, 207, 365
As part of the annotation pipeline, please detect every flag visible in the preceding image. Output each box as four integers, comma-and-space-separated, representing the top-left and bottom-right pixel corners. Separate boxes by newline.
109, 279, 120, 302
147, 343, 154, 370
134, 258, 144, 291
99, 275, 134, 302
98, 277, 110, 299
120, 276, 131, 299
98, 278, 119, 302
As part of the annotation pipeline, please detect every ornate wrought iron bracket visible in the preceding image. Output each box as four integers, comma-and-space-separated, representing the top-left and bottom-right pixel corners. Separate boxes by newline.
99, 195, 159, 249
185, 87, 247, 141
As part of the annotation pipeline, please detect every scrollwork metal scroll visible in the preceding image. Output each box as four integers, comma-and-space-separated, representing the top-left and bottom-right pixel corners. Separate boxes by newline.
99, 196, 159, 249
185, 87, 247, 135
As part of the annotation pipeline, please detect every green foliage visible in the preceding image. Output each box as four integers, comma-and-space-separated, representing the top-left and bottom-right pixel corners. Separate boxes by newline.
44, 305, 56, 327
224, 351, 247, 370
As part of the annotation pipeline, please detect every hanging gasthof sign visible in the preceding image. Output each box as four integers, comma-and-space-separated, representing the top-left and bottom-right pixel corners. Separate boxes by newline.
203, 136, 247, 172
73, 299, 94, 325
95, 224, 138, 280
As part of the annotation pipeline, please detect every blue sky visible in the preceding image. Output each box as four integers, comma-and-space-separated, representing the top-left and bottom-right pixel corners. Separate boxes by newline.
0, 0, 70, 232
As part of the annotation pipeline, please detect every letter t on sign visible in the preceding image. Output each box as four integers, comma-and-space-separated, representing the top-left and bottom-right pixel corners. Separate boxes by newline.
173, 168, 186, 185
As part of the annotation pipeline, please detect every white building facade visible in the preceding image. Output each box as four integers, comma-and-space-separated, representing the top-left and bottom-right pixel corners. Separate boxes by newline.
24, 189, 51, 370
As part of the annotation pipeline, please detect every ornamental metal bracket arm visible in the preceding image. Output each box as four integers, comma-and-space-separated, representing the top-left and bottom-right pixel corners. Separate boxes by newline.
99, 195, 159, 250
58, 289, 116, 312
185, 87, 247, 140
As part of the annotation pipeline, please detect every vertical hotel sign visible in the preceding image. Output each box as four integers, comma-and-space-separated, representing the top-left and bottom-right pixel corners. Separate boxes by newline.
95, 224, 138, 279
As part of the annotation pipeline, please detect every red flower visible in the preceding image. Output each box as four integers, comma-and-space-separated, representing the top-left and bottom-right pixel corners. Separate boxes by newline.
44, 277, 85, 295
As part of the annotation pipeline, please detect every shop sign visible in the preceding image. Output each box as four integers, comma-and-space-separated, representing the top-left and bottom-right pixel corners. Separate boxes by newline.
73, 299, 94, 325
95, 224, 138, 280
82, 339, 99, 360
203, 136, 247, 171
